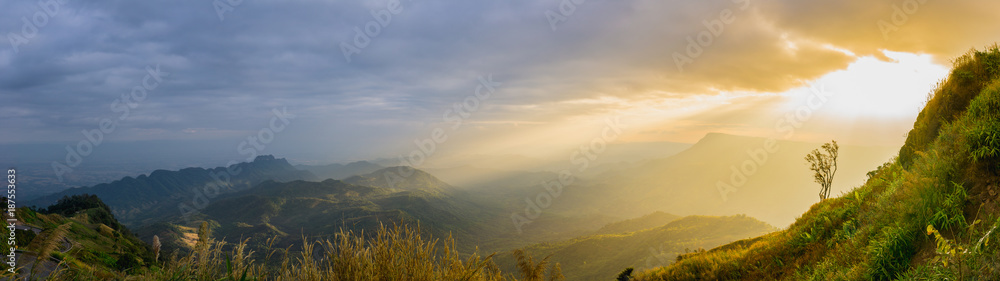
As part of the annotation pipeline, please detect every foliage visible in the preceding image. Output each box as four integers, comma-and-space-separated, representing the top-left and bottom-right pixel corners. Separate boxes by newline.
927, 224, 968, 279
805, 140, 839, 201
617, 267, 634, 281
43, 194, 112, 216
13, 229, 36, 247
115, 252, 141, 272
964, 79, 1000, 164
43, 194, 124, 232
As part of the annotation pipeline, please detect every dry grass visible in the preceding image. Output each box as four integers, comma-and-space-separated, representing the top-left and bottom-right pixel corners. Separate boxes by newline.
40, 223, 563, 281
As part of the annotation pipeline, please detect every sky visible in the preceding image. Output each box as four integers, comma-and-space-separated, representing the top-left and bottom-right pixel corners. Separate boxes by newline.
2, 0, 999, 165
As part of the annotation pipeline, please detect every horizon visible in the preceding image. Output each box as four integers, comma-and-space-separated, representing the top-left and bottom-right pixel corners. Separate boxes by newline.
0, 130, 900, 164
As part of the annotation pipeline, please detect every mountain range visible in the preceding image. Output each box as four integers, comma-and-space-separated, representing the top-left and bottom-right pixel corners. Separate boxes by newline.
27, 155, 317, 225
14, 123, 910, 280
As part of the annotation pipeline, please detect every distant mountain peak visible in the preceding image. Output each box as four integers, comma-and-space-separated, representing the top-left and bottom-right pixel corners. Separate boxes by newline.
253, 155, 278, 162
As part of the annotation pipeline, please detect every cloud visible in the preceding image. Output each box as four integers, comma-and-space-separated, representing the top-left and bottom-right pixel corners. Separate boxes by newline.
0, 0, 997, 161
756, 0, 1000, 61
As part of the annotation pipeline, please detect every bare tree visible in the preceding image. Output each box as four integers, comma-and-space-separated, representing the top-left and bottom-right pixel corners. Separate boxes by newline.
805, 140, 839, 200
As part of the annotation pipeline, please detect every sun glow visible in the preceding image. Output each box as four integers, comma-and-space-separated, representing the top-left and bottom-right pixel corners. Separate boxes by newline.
440, 52, 952, 156
787, 50, 949, 119
585, 51, 951, 146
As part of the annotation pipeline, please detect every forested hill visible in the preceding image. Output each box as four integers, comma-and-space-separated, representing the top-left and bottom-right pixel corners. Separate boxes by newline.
28, 155, 317, 224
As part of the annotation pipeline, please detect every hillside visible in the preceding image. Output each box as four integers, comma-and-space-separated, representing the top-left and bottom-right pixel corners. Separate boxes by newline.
639, 45, 1000, 280
497, 215, 775, 281
2, 195, 155, 280
343, 167, 454, 194
139, 175, 501, 256
27, 155, 317, 225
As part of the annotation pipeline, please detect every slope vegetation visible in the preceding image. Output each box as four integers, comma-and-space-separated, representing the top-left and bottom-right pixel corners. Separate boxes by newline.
639, 45, 1000, 280
2, 195, 155, 280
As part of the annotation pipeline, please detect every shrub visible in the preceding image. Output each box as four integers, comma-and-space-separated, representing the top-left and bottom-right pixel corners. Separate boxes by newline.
927, 182, 969, 231
965, 80, 1000, 163
115, 253, 141, 272
867, 224, 917, 280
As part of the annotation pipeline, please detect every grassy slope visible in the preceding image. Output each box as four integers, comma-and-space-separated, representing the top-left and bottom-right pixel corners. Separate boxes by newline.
639, 45, 1000, 280
2, 199, 155, 280
498, 215, 775, 281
